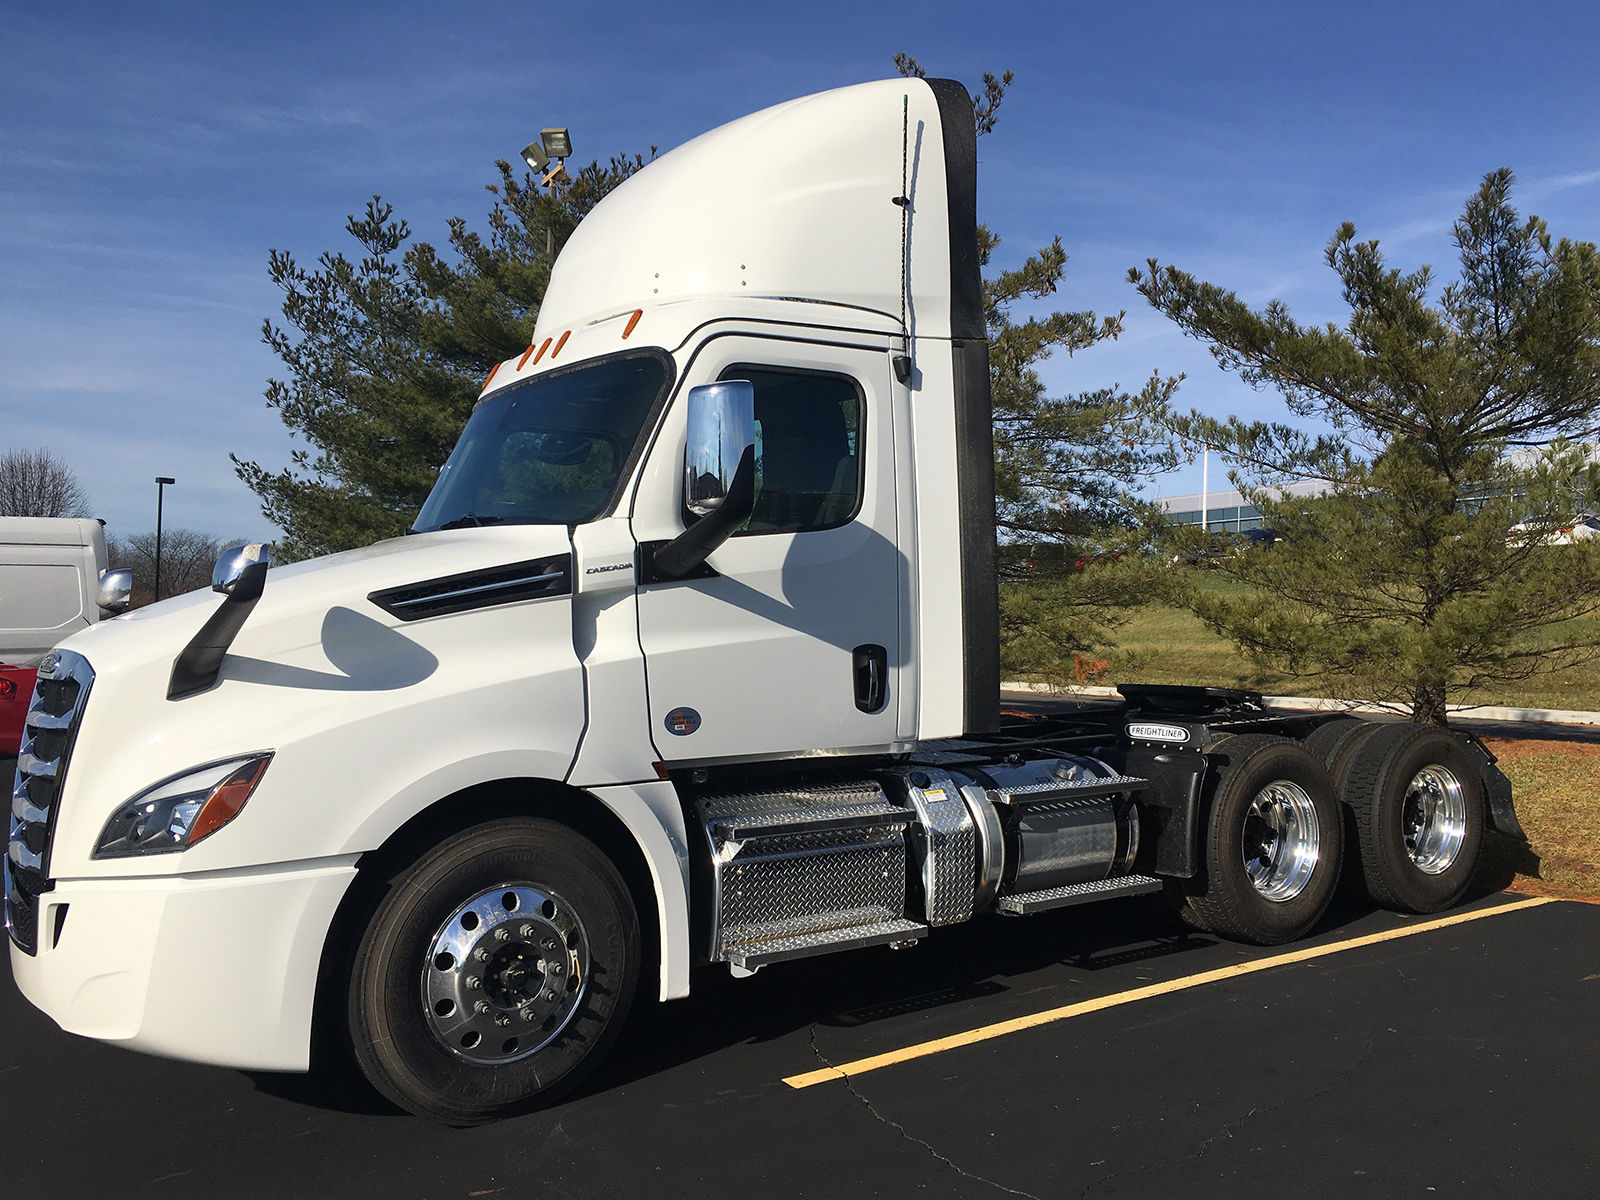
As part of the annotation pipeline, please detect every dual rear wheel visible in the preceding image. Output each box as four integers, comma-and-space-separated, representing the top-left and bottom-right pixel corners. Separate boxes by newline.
1178, 723, 1487, 944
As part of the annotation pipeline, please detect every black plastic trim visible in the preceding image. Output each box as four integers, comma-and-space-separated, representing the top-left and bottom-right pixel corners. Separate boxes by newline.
926, 79, 985, 341
926, 79, 999, 735
168, 563, 269, 700
368, 554, 572, 621
952, 338, 999, 735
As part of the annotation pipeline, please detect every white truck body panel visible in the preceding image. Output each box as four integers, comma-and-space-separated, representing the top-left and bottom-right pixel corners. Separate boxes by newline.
534, 79, 954, 341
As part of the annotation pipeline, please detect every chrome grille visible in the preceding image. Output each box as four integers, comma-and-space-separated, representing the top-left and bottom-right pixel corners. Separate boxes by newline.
6, 649, 94, 955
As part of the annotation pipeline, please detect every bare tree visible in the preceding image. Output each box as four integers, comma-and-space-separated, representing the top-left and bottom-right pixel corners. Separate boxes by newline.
107, 530, 240, 606
0, 448, 92, 517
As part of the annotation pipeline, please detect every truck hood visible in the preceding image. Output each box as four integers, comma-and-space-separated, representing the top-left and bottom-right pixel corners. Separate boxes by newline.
45, 525, 587, 878
64, 526, 572, 681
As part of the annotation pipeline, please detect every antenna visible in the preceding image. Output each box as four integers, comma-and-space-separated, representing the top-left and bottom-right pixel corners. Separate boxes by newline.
892, 94, 913, 384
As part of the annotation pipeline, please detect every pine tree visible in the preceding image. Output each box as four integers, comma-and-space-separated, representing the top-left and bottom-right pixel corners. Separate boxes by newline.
235, 154, 648, 559
1133, 170, 1600, 724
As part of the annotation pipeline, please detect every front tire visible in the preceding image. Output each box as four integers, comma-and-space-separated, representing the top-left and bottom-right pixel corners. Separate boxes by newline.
1342, 724, 1484, 914
347, 818, 640, 1124
1182, 735, 1342, 945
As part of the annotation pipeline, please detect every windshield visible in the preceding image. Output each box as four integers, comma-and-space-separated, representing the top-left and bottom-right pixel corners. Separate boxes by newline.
414, 352, 671, 531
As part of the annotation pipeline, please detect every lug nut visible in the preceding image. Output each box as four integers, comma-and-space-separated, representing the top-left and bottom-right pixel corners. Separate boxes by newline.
473, 948, 489, 962
521, 1007, 538, 1022
495, 1014, 510, 1027
543, 938, 558, 951
474, 1001, 490, 1014
494, 928, 511, 942
465, 976, 481, 989
549, 963, 563, 976
519, 924, 536, 939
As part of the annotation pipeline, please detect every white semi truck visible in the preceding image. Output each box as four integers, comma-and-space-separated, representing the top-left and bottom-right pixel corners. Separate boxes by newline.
8, 78, 1522, 1124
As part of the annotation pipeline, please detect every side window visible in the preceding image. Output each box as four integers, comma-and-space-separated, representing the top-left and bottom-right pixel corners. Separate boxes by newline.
718, 365, 863, 534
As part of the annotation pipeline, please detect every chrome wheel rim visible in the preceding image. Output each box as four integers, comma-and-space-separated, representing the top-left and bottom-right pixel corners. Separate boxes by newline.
1402, 766, 1467, 875
422, 883, 589, 1064
1241, 780, 1320, 902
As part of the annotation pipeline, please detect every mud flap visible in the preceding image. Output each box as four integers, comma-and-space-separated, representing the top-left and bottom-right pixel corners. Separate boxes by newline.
1457, 732, 1527, 842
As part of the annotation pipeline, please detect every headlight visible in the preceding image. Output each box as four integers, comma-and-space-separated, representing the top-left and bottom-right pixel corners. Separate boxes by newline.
94, 754, 273, 858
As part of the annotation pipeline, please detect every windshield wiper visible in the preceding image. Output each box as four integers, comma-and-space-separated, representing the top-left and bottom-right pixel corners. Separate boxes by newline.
436, 512, 504, 531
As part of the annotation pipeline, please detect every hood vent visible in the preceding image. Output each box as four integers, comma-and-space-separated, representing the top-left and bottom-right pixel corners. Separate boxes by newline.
368, 554, 571, 622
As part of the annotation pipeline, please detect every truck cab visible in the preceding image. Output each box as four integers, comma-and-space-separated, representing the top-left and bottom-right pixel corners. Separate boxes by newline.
7, 78, 1518, 1124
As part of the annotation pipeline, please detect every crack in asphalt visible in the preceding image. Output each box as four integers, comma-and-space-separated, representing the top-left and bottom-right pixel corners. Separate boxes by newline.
1075, 1031, 1385, 1199
807, 1025, 1043, 1200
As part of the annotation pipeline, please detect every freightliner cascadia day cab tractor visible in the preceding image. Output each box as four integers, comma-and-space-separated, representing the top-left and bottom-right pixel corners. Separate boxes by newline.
8, 79, 1523, 1123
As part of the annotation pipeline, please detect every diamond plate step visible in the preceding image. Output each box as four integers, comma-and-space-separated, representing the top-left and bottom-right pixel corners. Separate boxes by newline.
997, 874, 1163, 916
725, 917, 928, 974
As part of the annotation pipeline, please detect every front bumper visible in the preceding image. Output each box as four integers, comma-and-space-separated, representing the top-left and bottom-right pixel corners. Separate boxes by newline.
10, 857, 357, 1071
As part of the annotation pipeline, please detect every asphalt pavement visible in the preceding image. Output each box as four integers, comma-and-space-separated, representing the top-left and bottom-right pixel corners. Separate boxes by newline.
4, 872, 1596, 1199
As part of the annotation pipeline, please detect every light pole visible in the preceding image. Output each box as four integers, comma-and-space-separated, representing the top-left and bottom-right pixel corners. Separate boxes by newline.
154, 477, 175, 601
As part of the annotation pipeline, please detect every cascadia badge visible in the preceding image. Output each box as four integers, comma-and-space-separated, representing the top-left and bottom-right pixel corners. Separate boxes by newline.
664, 707, 701, 736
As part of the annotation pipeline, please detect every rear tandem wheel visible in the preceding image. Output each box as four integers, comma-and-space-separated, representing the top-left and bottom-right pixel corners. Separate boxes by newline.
1178, 735, 1343, 945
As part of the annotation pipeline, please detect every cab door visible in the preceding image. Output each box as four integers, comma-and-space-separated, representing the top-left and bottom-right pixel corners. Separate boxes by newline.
632, 337, 902, 762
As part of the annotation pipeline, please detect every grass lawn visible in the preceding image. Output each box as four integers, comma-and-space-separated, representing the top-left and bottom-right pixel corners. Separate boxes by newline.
1481, 737, 1600, 900
1071, 571, 1600, 713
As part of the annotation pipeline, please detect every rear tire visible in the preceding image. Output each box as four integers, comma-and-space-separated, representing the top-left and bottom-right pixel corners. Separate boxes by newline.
1303, 717, 1383, 894
1342, 724, 1484, 914
1303, 717, 1369, 770
346, 817, 640, 1124
1182, 735, 1343, 945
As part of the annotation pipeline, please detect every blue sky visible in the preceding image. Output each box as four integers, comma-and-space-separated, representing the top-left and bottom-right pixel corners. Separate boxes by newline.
4, 0, 1599, 540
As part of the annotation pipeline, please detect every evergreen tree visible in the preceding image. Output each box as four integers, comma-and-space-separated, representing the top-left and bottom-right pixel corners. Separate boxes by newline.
236, 154, 648, 559
896, 55, 1178, 685
1133, 170, 1600, 724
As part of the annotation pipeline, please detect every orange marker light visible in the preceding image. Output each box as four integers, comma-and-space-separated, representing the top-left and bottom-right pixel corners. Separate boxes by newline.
531, 337, 553, 365
189, 756, 272, 846
551, 330, 570, 358
482, 362, 502, 390
622, 309, 643, 339
517, 342, 539, 369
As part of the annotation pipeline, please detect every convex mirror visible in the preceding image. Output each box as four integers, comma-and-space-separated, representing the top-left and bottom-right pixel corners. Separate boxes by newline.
213, 543, 271, 596
684, 380, 755, 517
96, 568, 133, 614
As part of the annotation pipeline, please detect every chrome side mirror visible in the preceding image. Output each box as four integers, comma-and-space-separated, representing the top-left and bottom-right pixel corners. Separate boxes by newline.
648, 382, 758, 580
97, 568, 133, 615
684, 381, 756, 517
170, 544, 273, 701
212, 543, 271, 596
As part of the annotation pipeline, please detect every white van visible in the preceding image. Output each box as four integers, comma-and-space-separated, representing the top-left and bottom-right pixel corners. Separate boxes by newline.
0, 518, 132, 668
1, 518, 130, 754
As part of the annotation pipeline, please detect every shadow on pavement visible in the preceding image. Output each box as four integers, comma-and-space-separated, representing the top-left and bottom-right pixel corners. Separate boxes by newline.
237, 889, 1405, 1119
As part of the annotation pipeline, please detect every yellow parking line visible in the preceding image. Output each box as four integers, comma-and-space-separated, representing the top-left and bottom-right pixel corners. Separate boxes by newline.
783, 895, 1556, 1089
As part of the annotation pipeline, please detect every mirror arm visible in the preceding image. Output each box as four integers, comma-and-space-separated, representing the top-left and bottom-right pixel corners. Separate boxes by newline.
651, 446, 757, 579
167, 561, 269, 700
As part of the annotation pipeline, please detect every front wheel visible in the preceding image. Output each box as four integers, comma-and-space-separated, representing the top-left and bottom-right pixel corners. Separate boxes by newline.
346, 817, 640, 1124
1181, 735, 1343, 945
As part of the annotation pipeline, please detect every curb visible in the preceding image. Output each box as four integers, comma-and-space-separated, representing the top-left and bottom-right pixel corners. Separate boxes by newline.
998, 681, 1600, 728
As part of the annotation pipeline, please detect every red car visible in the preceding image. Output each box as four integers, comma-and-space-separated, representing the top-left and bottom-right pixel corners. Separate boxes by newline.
1, 664, 34, 756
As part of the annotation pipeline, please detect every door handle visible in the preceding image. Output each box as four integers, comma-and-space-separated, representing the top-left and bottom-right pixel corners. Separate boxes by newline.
852, 644, 888, 713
